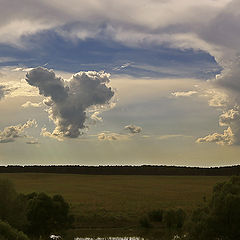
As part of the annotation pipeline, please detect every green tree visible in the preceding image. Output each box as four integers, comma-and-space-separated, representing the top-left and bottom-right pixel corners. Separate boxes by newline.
26, 192, 73, 237
188, 176, 240, 240
0, 220, 29, 240
0, 179, 28, 230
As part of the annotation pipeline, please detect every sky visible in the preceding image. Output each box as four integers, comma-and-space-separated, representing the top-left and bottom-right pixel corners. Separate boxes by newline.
1, 0, 240, 166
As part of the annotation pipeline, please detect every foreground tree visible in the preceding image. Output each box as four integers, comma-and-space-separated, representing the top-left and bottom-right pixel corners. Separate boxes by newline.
26, 192, 74, 237
0, 220, 29, 240
0, 179, 28, 230
188, 176, 240, 240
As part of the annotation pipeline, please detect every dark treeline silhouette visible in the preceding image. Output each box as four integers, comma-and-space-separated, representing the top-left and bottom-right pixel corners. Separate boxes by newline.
0, 165, 240, 176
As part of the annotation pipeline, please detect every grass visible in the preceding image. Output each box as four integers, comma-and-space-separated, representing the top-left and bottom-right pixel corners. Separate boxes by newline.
0, 173, 229, 228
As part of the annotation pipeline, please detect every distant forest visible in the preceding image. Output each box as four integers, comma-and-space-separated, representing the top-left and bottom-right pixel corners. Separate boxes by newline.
0, 165, 240, 176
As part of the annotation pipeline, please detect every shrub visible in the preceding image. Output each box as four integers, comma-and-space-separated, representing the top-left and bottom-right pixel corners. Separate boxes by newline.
163, 208, 186, 229
26, 192, 74, 237
0, 220, 29, 240
148, 209, 164, 222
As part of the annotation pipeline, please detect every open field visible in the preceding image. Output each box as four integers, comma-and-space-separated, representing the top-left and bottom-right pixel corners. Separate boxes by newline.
0, 173, 229, 228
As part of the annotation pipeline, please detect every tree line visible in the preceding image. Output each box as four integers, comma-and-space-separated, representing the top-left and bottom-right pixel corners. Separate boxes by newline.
0, 165, 240, 175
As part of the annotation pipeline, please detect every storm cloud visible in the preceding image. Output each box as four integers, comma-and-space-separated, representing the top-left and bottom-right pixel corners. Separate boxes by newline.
26, 67, 114, 139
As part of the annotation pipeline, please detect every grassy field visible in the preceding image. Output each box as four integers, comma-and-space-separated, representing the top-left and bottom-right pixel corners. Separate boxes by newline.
0, 173, 229, 228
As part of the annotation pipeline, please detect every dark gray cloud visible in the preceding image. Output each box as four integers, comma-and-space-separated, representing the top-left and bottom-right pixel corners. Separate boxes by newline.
26, 68, 67, 102
0, 120, 37, 143
124, 124, 142, 134
26, 67, 114, 139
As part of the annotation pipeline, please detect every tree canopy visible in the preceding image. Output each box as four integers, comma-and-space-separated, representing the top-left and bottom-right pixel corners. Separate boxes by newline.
26, 192, 74, 237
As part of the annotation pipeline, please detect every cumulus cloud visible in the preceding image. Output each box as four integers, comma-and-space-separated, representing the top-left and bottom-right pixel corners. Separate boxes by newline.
98, 132, 118, 141
25, 139, 39, 144
97, 124, 142, 141
0, 120, 37, 143
97, 132, 129, 141
196, 127, 233, 146
202, 88, 229, 108
124, 124, 142, 134
26, 67, 114, 139
21, 101, 42, 108
197, 107, 240, 145
90, 111, 103, 123
40, 127, 65, 142
171, 91, 197, 97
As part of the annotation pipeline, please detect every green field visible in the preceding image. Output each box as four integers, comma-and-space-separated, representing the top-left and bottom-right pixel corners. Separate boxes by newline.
0, 173, 229, 228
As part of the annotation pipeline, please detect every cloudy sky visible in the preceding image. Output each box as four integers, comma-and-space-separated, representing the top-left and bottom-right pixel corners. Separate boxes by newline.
1, 0, 240, 166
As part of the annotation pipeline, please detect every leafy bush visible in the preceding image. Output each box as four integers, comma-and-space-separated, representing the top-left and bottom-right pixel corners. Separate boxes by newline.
163, 209, 186, 229
26, 192, 74, 237
0, 220, 29, 240
0, 178, 74, 238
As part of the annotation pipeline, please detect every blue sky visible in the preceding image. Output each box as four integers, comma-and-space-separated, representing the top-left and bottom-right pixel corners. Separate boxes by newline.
0, 30, 220, 78
0, 0, 240, 166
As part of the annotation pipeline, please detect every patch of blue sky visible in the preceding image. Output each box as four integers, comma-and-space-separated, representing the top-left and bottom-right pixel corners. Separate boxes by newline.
0, 29, 221, 79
